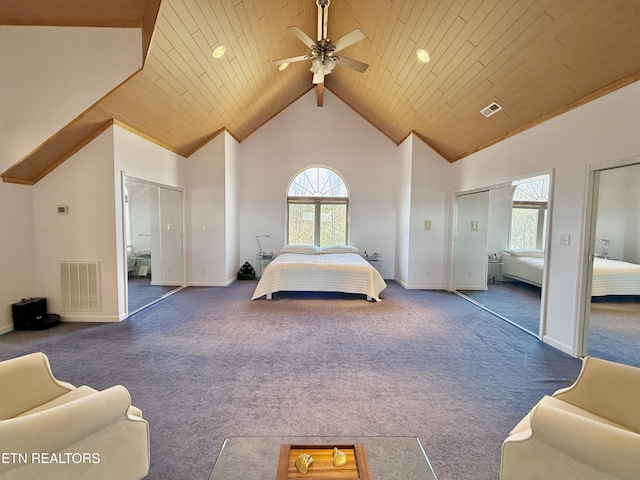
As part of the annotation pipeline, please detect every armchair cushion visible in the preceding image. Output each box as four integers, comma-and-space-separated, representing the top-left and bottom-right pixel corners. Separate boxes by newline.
0, 353, 149, 480
501, 357, 640, 480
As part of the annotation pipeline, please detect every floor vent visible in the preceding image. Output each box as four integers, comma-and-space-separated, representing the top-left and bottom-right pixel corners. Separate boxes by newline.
480, 101, 502, 117
60, 261, 101, 311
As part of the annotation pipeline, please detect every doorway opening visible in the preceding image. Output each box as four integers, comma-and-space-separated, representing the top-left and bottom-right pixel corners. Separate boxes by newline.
581, 161, 640, 367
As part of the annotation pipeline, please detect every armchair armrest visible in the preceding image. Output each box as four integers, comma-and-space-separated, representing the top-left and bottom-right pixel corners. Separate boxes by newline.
553, 356, 640, 432
0, 385, 140, 460
503, 401, 640, 480
0, 353, 74, 420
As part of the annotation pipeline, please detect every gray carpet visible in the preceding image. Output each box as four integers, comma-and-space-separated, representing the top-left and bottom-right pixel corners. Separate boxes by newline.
589, 296, 640, 367
0, 281, 582, 480
459, 281, 541, 334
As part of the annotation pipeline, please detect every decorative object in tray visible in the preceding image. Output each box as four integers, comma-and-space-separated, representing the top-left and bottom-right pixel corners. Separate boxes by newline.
276, 443, 371, 479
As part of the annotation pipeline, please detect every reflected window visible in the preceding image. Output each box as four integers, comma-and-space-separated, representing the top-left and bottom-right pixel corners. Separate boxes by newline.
287, 166, 348, 246
510, 175, 549, 250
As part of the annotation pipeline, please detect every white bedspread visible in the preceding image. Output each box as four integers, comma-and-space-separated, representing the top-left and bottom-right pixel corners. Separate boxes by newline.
501, 254, 640, 296
592, 258, 640, 296
251, 253, 387, 301
502, 255, 544, 286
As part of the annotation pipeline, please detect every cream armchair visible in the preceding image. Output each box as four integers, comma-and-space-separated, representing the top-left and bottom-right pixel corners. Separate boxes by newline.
0, 352, 149, 480
501, 356, 640, 480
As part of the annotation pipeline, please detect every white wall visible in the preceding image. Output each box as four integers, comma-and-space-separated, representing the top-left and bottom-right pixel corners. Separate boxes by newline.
186, 134, 231, 285
395, 135, 451, 288
394, 138, 412, 284
0, 25, 141, 332
0, 185, 35, 334
450, 80, 640, 355
225, 134, 240, 281
0, 26, 141, 167
238, 90, 399, 279
32, 129, 117, 321
406, 136, 451, 288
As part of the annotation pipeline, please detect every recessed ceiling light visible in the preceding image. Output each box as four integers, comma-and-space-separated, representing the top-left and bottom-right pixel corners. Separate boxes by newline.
416, 49, 430, 63
212, 45, 226, 59
278, 62, 290, 71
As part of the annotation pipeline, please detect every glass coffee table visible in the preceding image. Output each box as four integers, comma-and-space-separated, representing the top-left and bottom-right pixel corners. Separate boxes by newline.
209, 436, 437, 480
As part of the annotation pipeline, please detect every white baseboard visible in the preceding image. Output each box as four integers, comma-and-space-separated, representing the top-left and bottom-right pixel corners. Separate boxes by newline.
188, 279, 236, 287
61, 314, 121, 323
0, 323, 14, 335
393, 277, 447, 290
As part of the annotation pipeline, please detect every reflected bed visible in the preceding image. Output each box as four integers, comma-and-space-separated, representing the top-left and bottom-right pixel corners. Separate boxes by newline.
501, 249, 640, 296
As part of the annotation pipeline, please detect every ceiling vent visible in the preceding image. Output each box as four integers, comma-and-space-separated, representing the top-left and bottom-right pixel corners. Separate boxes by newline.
480, 101, 502, 118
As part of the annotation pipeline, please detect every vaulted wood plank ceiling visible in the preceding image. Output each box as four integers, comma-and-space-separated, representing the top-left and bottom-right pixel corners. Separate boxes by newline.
3, 0, 640, 184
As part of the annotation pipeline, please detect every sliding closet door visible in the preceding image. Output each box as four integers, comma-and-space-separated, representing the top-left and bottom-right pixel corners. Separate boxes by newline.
453, 174, 551, 337
159, 187, 183, 295
453, 191, 490, 291
124, 176, 184, 313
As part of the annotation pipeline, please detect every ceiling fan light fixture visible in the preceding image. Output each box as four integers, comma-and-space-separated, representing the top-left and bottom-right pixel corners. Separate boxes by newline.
417, 49, 430, 63
212, 45, 226, 59
278, 62, 290, 71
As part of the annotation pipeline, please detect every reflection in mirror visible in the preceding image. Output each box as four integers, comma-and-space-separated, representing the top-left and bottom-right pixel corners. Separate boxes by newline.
584, 164, 640, 367
454, 174, 550, 336
124, 176, 184, 313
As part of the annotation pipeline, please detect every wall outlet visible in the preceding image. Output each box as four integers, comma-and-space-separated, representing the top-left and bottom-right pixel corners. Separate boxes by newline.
423, 220, 431, 231
559, 233, 571, 246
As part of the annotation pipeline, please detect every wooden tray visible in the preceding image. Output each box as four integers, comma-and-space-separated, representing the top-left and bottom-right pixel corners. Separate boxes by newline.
276, 443, 371, 480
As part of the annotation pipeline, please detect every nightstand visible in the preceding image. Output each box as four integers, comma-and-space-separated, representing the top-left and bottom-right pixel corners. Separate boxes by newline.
256, 253, 275, 277
488, 258, 503, 283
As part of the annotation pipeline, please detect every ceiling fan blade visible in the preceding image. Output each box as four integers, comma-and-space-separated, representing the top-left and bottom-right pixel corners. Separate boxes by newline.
272, 54, 310, 66
331, 28, 365, 53
334, 54, 369, 73
287, 26, 316, 49
312, 71, 325, 84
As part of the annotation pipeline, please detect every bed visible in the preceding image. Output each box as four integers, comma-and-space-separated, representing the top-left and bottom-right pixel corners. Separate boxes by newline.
501, 249, 640, 296
251, 244, 387, 301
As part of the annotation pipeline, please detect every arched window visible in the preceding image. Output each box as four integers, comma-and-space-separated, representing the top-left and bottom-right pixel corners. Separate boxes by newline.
286, 166, 349, 246
510, 174, 550, 250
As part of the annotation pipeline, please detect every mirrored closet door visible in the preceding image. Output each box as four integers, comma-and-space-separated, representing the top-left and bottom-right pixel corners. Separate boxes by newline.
124, 176, 184, 313
583, 163, 640, 367
453, 174, 550, 336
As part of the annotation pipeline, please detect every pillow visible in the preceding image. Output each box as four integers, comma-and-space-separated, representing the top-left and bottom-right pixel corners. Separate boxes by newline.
280, 244, 320, 255
319, 245, 360, 254
504, 248, 545, 258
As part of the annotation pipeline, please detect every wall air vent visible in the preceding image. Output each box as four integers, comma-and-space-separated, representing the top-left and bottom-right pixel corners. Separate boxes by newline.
60, 261, 101, 311
480, 101, 502, 118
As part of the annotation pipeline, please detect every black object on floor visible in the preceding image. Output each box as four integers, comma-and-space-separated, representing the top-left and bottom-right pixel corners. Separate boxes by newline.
11, 297, 60, 330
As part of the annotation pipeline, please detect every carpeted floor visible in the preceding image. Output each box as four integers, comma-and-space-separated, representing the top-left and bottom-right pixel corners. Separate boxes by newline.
459, 281, 541, 334
0, 281, 582, 480
589, 296, 640, 367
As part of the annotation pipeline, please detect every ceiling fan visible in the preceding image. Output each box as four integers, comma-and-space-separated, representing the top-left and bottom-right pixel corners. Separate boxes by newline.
273, 0, 369, 86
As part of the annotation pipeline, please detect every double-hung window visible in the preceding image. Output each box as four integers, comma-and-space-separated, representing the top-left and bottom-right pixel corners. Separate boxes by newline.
287, 167, 349, 246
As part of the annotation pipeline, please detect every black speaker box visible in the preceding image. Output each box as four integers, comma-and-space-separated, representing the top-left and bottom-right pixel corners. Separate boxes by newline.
12, 297, 60, 331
